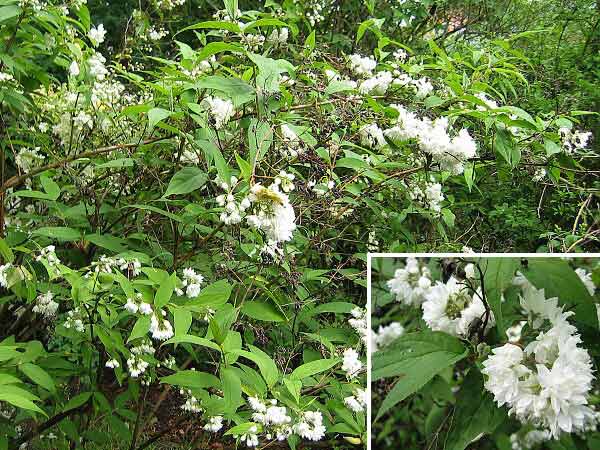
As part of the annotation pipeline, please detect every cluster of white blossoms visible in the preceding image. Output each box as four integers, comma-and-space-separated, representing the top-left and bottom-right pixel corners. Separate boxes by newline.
32, 291, 59, 319
575, 267, 596, 296
371, 322, 404, 352
203, 416, 224, 432
177, 268, 204, 298
127, 341, 155, 378
149, 310, 174, 341
387, 257, 432, 306
154, 0, 186, 9
358, 71, 394, 96
482, 284, 597, 438
279, 124, 303, 158
248, 397, 292, 441
359, 123, 386, 149
245, 183, 297, 243
293, 410, 327, 441
88, 24, 106, 47
408, 181, 445, 214
36, 245, 61, 266
204, 96, 235, 129
384, 104, 477, 174
348, 307, 368, 343
344, 388, 367, 413
273, 170, 295, 193
267, 27, 289, 46
559, 127, 592, 154
0, 263, 11, 288
15, 147, 44, 173
63, 307, 85, 332
347, 54, 377, 77
342, 348, 362, 379
180, 388, 203, 413
510, 429, 551, 450
124, 293, 153, 315
215, 175, 249, 225
105, 359, 120, 369
89, 255, 141, 277
146, 26, 169, 41
422, 277, 494, 337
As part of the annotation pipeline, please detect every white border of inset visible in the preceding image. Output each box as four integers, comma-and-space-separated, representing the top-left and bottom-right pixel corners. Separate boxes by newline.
366, 252, 600, 450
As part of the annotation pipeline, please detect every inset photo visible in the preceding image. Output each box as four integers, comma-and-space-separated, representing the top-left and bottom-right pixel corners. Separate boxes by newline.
369, 254, 600, 450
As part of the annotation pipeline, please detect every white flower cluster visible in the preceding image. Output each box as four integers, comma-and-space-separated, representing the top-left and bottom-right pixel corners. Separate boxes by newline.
0, 71, 15, 82
63, 307, 85, 332
90, 255, 141, 277
348, 54, 377, 77
387, 257, 432, 306
248, 397, 292, 441
105, 359, 120, 369
203, 416, 224, 432
180, 388, 203, 413
127, 342, 155, 378
422, 277, 494, 337
147, 26, 168, 41
344, 388, 367, 413
359, 123, 386, 149
32, 291, 59, 318
510, 429, 551, 450
559, 127, 592, 154
15, 147, 44, 172
246, 183, 297, 243
0, 263, 12, 288
88, 24, 106, 47
204, 96, 235, 129
575, 267, 595, 295
482, 285, 597, 438
348, 307, 368, 343
390, 72, 434, 98
36, 245, 61, 267
178, 268, 204, 298
408, 181, 445, 214
274, 170, 295, 193
384, 105, 477, 174
475, 92, 499, 110
124, 293, 153, 315
154, 0, 186, 9
150, 310, 174, 341
267, 28, 289, 46
280, 124, 303, 159
342, 348, 362, 379
372, 322, 404, 352
358, 71, 393, 96
215, 175, 249, 225
293, 410, 326, 441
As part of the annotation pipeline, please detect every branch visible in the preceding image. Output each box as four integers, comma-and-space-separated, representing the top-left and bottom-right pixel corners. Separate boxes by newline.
0, 136, 172, 194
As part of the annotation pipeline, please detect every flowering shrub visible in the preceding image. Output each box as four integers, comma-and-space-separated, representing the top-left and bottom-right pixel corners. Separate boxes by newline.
371, 256, 600, 449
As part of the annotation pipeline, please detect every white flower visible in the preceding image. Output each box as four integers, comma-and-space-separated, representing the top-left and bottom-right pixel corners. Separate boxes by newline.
181, 268, 204, 298
149, 313, 174, 341
88, 52, 108, 80
245, 183, 296, 243
348, 307, 368, 343
204, 416, 223, 432
341, 348, 362, 379
274, 170, 295, 193
127, 342, 155, 377
105, 359, 120, 369
280, 124, 302, 158
88, 24, 106, 47
387, 257, 432, 306
36, 245, 60, 266
32, 291, 59, 318
575, 268, 595, 296
372, 322, 404, 352
204, 96, 234, 129
0, 263, 12, 288
15, 147, 44, 172
359, 123, 386, 149
139, 302, 153, 315
248, 396, 266, 413
348, 54, 377, 77
69, 61, 80, 76
358, 71, 393, 95
344, 388, 367, 413
293, 411, 326, 441
422, 277, 494, 337
464, 263, 476, 280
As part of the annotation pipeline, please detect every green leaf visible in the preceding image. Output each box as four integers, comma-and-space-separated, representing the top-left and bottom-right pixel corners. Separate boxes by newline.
0, 238, 15, 263
63, 392, 92, 412
163, 167, 208, 197
242, 300, 286, 322
248, 53, 294, 92
373, 332, 468, 421
221, 367, 242, 416
154, 273, 176, 308
85, 233, 128, 252
444, 369, 506, 450
40, 175, 60, 200
33, 227, 81, 242
173, 308, 192, 336
0, 5, 20, 24
197, 42, 244, 62
163, 334, 221, 351
194, 76, 255, 107
283, 378, 301, 403
160, 370, 220, 389
148, 108, 173, 129
19, 363, 56, 394
522, 259, 598, 329
127, 316, 151, 343
231, 345, 280, 388
0, 391, 46, 416
188, 279, 232, 307
248, 119, 273, 167
224, 422, 262, 436
494, 128, 521, 168
177, 20, 241, 35
290, 358, 340, 380
480, 258, 520, 334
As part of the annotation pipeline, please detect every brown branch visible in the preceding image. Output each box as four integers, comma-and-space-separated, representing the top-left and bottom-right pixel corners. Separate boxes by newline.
0, 136, 172, 194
